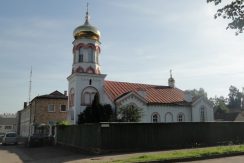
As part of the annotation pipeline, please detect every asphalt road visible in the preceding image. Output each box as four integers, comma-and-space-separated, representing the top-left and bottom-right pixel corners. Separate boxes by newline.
0, 143, 93, 163
1, 143, 244, 163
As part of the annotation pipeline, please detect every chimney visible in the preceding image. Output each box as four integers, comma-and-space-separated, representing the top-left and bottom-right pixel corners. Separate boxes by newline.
64, 91, 67, 96
24, 102, 27, 108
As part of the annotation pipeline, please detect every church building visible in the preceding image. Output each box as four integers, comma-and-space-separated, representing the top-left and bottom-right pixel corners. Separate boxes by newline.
67, 9, 214, 124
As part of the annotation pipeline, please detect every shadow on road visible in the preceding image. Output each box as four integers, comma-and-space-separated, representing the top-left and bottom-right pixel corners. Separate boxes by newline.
0, 143, 106, 163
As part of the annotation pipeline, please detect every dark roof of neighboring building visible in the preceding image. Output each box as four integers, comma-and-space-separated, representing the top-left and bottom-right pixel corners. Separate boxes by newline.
215, 112, 240, 121
0, 117, 17, 125
228, 108, 242, 113
234, 111, 244, 121
104, 80, 187, 104
34, 90, 67, 100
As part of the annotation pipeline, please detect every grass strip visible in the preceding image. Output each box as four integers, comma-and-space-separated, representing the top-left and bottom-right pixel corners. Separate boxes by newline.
111, 145, 244, 163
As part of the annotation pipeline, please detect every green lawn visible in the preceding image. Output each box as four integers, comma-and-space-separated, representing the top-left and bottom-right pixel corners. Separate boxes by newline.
111, 145, 244, 163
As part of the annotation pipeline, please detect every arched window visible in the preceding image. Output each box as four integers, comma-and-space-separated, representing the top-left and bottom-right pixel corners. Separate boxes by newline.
165, 112, 173, 123
69, 88, 75, 107
87, 48, 94, 63
177, 113, 185, 122
84, 92, 90, 104
81, 87, 98, 105
151, 113, 160, 123
200, 106, 205, 122
79, 48, 83, 62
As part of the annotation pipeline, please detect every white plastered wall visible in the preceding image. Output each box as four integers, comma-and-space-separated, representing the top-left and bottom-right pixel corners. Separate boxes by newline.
67, 73, 106, 124
116, 93, 192, 123
192, 97, 214, 122
144, 105, 192, 123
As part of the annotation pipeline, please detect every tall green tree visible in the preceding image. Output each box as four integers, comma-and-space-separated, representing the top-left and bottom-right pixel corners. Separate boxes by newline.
185, 88, 208, 98
228, 85, 242, 109
117, 104, 143, 122
210, 96, 229, 113
207, 0, 244, 35
78, 93, 113, 124
91, 93, 102, 122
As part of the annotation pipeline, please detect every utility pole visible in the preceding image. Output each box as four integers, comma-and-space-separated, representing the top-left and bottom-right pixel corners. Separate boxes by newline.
241, 87, 244, 110
28, 66, 32, 105
28, 66, 33, 139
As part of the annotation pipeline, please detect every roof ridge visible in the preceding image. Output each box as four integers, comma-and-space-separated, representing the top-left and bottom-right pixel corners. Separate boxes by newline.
104, 80, 185, 104
105, 80, 162, 87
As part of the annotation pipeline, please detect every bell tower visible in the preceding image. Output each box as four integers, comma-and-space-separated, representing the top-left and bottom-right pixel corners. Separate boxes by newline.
67, 5, 106, 124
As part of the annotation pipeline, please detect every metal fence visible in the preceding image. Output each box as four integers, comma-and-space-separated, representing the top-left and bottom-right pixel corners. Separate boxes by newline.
56, 122, 244, 153
56, 124, 101, 152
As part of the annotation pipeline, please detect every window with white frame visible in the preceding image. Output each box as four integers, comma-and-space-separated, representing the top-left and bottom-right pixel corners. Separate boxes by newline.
152, 113, 160, 123
200, 106, 205, 122
177, 113, 185, 122
48, 104, 55, 112
60, 105, 67, 112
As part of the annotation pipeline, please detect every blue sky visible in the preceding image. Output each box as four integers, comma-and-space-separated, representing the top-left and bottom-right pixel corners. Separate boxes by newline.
0, 0, 244, 114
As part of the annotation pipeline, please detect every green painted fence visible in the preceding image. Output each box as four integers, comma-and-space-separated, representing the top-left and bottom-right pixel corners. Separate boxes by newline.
57, 122, 244, 153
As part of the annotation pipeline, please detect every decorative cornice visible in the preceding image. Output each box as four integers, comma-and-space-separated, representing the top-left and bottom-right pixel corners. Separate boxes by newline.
73, 43, 101, 54
115, 91, 147, 106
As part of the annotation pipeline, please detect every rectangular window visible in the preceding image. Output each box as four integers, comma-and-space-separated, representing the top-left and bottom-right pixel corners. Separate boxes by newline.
60, 105, 67, 112
48, 120, 55, 125
88, 48, 94, 62
48, 104, 55, 112
79, 48, 83, 62
200, 107, 205, 122
4, 125, 12, 130
79, 54, 83, 62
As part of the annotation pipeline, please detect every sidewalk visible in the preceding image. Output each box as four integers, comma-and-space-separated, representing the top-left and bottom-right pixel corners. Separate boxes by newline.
67, 145, 244, 163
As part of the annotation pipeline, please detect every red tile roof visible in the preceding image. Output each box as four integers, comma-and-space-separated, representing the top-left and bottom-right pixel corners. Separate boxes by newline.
104, 80, 186, 104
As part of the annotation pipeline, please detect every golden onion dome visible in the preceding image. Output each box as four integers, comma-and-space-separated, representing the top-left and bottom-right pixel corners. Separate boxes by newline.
73, 11, 100, 41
